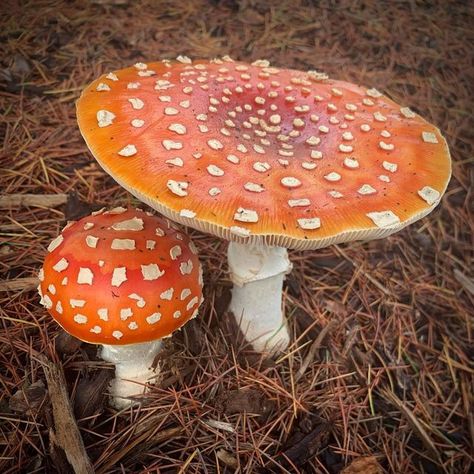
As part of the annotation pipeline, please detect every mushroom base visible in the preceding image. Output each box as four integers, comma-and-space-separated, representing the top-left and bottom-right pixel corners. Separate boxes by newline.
227, 242, 292, 353
100, 340, 162, 408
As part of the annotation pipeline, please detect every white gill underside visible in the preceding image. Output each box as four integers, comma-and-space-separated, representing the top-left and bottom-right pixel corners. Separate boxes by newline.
100, 339, 162, 408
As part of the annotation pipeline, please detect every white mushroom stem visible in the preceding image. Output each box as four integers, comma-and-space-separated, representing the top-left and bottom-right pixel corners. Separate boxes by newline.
227, 242, 293, 353
100, 340, 162, 408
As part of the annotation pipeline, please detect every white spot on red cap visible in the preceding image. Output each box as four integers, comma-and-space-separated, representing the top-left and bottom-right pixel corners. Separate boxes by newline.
209, 187, 221, 196
74, 314, 88, 324
131, 119, 145, 128
297, 217, 321, 230
170, 245, 182, 260
179, 209, 196, 218
358, 184, 376, 195
77, 267, 94, 285
128, 293, 146, 308
234, 208, 259, 223
162, 139, 183, 150
164, 107, 179, 115
366, 88, 382, 98
105, 72, 118, 81
344, 157, 359, 169
400, 107, 416, 118
244, 182, 265, 193
120, 308, 133, 320
180, 288, 191, 300
165, 156, 184, 168
47, 235, 63, 252
168, 123, 187, 135
422, 131, 438, 144
339, 144, 353, 153
111, 267, 127, 287
112, 330, 123, 340
70, 299, 86, 308
141, 263, 164, 281
118, 144, 137, 157
281, 177, 301, 188
98, 308, 109, 321
85, 235, 99, 248
167, 180, 188, 197
379, 141, 394, 151
96, 110, 115, 128
128, 98, 144, 110
418, 186, 440, 205
373, 111, 387, 122
382, 161, 398, 173
186, 297, 199, 311
111, 238, 136, 250
146, 312, 161, 325
324, 172, 341, 182
160, 288, 174, 300
207, 139, 224, 150
366, 211, 400, 227
288, 198, 310, 207
53, 258, 69, 272
207, 164, 224, 177
111, 217, 144, 231
180, 260, 193, 275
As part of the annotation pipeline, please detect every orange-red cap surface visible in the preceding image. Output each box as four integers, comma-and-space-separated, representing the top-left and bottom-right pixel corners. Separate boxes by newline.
76, 57, 451, 250
38, 208, 203, 345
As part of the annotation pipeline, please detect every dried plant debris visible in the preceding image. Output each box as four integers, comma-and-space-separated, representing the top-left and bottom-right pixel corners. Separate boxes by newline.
0, 0, 472, 473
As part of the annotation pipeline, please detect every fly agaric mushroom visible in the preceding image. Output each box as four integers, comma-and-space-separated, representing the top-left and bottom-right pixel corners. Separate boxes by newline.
76, 57, 451, 353
38, 207, 203, 407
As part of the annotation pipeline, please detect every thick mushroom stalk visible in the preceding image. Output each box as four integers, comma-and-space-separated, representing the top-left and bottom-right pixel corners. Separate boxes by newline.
100, 340, 162, 408
228, 242, 292, 353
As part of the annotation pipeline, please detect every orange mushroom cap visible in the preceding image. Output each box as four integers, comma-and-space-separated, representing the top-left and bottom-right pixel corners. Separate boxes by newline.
76, 57, 451, 250
38, 208, 203, 345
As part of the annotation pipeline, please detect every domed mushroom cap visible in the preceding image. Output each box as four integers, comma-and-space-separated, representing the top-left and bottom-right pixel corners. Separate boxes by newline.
38, 208, 203, 345
77, 57, 451, 250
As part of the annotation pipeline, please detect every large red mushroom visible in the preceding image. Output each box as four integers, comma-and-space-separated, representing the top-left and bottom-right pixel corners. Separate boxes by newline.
76, 57, 451, 353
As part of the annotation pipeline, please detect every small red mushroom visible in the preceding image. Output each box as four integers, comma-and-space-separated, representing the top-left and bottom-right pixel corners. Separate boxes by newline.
76, 57, 451, 353
38, 207, 203, 407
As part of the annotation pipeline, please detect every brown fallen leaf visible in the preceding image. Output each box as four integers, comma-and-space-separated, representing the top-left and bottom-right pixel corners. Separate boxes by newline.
9, 380, 47, 416
276, 420, 330, 469
341, 455, 382, 474
220, 388, 270, 416
216, 448, 238, 469
55, 330, 83, 355
74, 370, 112, 421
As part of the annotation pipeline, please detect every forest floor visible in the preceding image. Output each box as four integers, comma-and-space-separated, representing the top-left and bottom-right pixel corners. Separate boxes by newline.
0, 1, 473, 473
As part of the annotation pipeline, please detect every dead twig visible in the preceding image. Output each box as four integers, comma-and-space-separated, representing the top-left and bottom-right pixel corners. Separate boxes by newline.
37, 354, 94, 474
